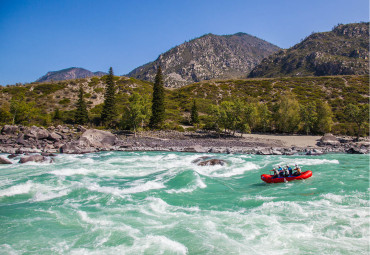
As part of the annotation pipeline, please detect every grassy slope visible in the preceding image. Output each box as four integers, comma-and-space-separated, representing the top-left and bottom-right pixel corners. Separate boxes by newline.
0, 75, 368, 133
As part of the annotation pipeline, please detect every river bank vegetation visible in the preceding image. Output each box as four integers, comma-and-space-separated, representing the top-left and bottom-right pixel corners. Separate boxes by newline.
0, 72, 368, 138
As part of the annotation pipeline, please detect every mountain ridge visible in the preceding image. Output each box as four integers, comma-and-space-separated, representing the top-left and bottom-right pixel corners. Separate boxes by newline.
248, 22, 369, 78
127, 32, 281, 87
36, 67, 106, 83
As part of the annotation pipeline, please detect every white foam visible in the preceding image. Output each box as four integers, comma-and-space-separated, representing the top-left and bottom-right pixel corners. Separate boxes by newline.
195, 162, 259, 177
280, 158, 340, 166
78, 210, 112, 226
0, 181, 33, 197
166, 172, 207, 194
33, 188, 69, 202
87, 180, 165, 196
50, 168, 90, 176
128, 235, 188, 255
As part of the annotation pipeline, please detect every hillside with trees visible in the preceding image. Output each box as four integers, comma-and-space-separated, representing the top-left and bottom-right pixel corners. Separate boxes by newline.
0, 74, 368, 138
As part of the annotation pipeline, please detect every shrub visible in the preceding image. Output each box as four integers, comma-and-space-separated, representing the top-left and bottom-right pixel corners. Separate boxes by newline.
59, 98, 71, 105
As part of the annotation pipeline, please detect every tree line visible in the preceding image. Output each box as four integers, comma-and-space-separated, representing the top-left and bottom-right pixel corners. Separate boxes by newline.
1, 67, 368, 139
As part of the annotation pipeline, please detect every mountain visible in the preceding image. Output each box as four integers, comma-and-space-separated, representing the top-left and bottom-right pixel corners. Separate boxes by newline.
127, 32, 280, 87
248, 22, 369, 78
36, 67, 106, 83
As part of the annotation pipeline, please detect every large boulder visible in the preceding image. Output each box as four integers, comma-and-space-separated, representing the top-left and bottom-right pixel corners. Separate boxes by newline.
0, 156, 12, 164
192, 156, 211, 164
1, 125, 18, 135
318, 133, 340, 146
59, 142, 97, 154
80, 129, 117, 148
16, 134, 27, 145
197, 159, 227, 166
48, 132, 62, 141
346, 147, 366, 154
19, 155, 47, 164
24, 126, 50, 140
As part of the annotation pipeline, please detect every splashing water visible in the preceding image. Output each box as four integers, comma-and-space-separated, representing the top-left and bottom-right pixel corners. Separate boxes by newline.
0, 152, 368, 254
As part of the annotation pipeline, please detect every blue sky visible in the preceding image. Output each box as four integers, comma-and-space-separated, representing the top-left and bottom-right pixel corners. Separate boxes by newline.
0, 0, 368, 85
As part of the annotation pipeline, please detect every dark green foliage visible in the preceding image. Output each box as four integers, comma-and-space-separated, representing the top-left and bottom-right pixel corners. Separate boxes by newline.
53, 108, 62, 121
190, 99, 199, 126
300, 102, 318, 134
344, 104, 369, 140
33, 83, 66, 96
0, 105, 11, 124
10, 93, 41, 125
74, 86, 89, 125
0, 72, 368, 136
149, 66, 165, 128
121, 93, 150, 135
274, 94, 300, 133
101, 67, 117, 126
58, 98, 70, 105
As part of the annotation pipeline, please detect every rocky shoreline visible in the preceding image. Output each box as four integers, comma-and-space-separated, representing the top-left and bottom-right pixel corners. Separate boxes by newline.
0, 125, 369, 164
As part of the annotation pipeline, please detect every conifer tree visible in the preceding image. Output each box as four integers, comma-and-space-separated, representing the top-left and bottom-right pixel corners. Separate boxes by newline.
74, 86, 89, 125
101, 67, 116, 126
53, 108, 61, 121
149, 66, 165, 128
190, 99, 199, 127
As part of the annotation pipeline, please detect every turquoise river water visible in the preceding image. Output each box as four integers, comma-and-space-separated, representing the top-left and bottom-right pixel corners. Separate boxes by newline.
0, 152, 369, 254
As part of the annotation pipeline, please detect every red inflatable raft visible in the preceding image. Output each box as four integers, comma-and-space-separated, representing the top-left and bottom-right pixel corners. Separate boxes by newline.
261, 170, 313, 183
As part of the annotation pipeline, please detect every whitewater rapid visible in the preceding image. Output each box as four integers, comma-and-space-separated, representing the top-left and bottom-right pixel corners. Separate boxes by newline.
0, 152, 368, 254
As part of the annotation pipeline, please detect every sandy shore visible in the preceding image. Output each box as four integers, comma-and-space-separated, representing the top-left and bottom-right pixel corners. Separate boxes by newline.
242, 134, 322, 148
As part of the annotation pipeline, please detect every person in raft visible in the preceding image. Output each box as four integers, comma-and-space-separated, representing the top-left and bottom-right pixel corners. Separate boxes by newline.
270, 168, 279, 178
277, 166, 284, 177
293, 164, 302, 176
286, 165, 293, 176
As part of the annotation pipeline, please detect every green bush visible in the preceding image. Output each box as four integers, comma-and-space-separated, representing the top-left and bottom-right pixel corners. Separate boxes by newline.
58, 98, 71, 105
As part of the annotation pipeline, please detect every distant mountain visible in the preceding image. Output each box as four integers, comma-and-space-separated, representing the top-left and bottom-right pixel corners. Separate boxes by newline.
127, 32, 280, 87
36, 67, 106, 83
248, 22, 369, 78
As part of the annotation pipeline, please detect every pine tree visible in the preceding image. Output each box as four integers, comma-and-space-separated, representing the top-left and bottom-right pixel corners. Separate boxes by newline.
74, 86, 89, 125
190, 99, 199, 127
149, 66, 165, 128
53, 108, 61, 121
101, 67, 116, 126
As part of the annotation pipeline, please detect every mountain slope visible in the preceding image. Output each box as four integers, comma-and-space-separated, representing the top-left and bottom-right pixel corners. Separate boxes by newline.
36, 67, 106, 83
248, 22, 369, 78
127, 32, 280, 87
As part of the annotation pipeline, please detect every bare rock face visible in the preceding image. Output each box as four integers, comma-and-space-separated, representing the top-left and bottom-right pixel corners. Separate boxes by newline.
128, 32, 280, 88
249, 22, 369, 78
35, 67, 106, 83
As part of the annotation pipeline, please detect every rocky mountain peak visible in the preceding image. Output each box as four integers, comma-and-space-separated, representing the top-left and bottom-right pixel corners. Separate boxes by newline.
332, 22, 369, 38
249, 22, 369, 78
36, 67, 106, 83
127, 32, 280, 88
